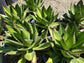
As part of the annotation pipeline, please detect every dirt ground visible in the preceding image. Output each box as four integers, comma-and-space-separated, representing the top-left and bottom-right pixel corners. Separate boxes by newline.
13, 0, 84, 16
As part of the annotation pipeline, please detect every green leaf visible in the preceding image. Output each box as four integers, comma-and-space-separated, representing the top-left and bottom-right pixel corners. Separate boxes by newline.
47, 6, 53, 18
24, 22, 33, 35
0, 47, 15, 53
25, 15, 32, 22
6, 25, 23, 43
48, 28, 54, 40
72, 32, 84, 48
23, 39, 32, 47
70, 48, 84, 54
17, 48, 28, 51
37, 8, 42, 19
42, 6, 47, 18
47, 56, 60, 63
49, 22, 60, 28
33, 43, 50, 50
32, 52, 37, 63
33, 24, 38, 42
71, 4, 75, 15
66, 33, 75, 49
53, 14, 58, 22
28, 37, 41, 49
70, 57, 84, 63
21, 28, 30, 40
24, 51, 35, 61
61, 50, 71, 58
31, 15, 37, 20
52, 29, 61, 41
36, 15, 48, 26
4, 7, 11, 16
41, 30, 48, 39
59, 25, 65, 36
28, 30, 47, 49
22, 8, 28, 20
60, 40, 69, 50
5, 39, 23, 46
15, 4, 21, 18
6, 51, 18, 55
18, 57, 26, 63
50, 42, 59, 54
12, 7, 17, 16
47, 57, 53, 63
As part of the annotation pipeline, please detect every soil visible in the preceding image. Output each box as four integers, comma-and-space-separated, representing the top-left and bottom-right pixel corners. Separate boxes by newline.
13, 0, 84, 16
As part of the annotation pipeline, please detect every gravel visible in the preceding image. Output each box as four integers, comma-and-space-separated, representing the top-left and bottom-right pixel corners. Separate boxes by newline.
13, 0, 84, 16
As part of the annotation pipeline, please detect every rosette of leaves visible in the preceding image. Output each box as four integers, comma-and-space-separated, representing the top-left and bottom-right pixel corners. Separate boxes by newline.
31, 6, 60, 35
0, 21, 51, 63
63, 0, 84, 28
0, 4, 32, 27
47, 25, 84, 63
25, 0, 43, 12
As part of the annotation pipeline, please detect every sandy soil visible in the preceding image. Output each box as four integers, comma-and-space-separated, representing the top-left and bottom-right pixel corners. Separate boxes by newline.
13, 0, 84, 16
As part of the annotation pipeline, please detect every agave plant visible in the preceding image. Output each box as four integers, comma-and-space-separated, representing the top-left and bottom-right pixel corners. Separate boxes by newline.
33, 6, 59, 29
0, 21, 51, 63
63, 0, 84, 28
0, 4, 33, 27
25, 0, 43, 12
47, 24, 84, 63
0, 0, 84, 63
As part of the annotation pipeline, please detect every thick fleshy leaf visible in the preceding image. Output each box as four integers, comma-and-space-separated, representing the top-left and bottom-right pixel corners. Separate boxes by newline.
32, 52, 37, 63
0, 47, 15, 53
6, 25, 23, 43
4, 7, 11, 16
28, 36, 41, 49
52, 14, 58, 23
41, 30, 48, 39
49, 22, 60, 28
5, 39, 23, 46
12, 7, 17, 16
28, 30, 47, 49
60, 40, 69, 50
42, 6, 47, 18
59, 25, 65, 36
18, 57, 26, 63
52, 29, 61, 41
61, 50, 71, 58
47, 6, 53, 19
70, 48, 84, 54
63, 27, 76, 49
15, 4, 21, 18
47, 57, 53, 63
36, 15, 48, 26
65, 32, 75, 49
25, 15, 32, 22
48, 28, 54, 40
72, 32, 84, 48
70, 4, 75, 15
24, 51, 35, 61
6, 51, 19, 55
37, 8, 42, 19
33, 43, 50, 50
24, 40, 32, 48
33, 24, 38, 42
21, 28, 30, 40
70, 57, 84, 63
24, 22, 33, 35
22, 8, 28, 20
